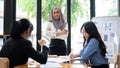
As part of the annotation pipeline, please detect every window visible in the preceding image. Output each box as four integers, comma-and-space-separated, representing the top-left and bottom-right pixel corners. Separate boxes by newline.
0, 0, 4, 34
95, 0, 118, 16
71, 0, 90, 53
16, 0, 37, 49
0, 0, 4, 49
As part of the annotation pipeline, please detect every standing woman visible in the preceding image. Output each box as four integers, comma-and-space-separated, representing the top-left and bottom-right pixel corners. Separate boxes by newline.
0, 18, 49, 68
69, 21, 109, 68
46, 7, 68, 56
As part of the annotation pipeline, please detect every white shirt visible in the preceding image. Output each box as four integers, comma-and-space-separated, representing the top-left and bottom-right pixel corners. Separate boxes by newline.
46, 22, 68, 40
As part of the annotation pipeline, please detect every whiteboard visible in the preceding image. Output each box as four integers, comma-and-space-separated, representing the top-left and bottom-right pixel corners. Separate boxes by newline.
92, 16, 120, 63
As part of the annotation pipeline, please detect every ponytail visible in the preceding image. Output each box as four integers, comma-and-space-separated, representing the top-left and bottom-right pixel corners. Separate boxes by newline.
10, 21, 21, 37
10, 18, 33, 38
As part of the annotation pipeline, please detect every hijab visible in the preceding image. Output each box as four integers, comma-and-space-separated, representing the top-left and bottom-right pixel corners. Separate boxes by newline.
49, 7, 66, 30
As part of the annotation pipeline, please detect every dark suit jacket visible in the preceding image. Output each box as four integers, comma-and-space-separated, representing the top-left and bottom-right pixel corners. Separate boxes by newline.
0, 36, 49, 68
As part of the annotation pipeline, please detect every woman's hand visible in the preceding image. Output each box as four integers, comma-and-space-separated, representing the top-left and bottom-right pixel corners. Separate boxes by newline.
69, 53, 75, 59
56, 29, 67, 36
61, 29, 67, 34
69, 53, 80, 59
38, 39, 46, 46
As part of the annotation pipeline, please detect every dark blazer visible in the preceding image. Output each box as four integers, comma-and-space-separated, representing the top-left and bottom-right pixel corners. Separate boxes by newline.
0, 36, 49, 68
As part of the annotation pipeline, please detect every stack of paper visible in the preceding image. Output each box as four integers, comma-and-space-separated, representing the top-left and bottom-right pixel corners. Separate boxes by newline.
47, 57, 69, 63
40, 62, 62, 68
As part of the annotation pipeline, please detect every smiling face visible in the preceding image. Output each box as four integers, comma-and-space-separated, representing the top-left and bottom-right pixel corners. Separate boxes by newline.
52, 8, 61, 20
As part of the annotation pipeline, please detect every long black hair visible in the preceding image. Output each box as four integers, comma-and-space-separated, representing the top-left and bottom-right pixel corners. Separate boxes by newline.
80, 21, 107, 57
10, 18, 33, 38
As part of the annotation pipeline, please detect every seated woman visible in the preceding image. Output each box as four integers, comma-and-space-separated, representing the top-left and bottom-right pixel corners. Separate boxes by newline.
0, 18, 49, 68
69, 21, 109, 68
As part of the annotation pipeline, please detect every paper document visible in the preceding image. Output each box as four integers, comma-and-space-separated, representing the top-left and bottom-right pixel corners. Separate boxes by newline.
71, 57, 81, 60
40, 62, 62, 68
47, 56, 70, 63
